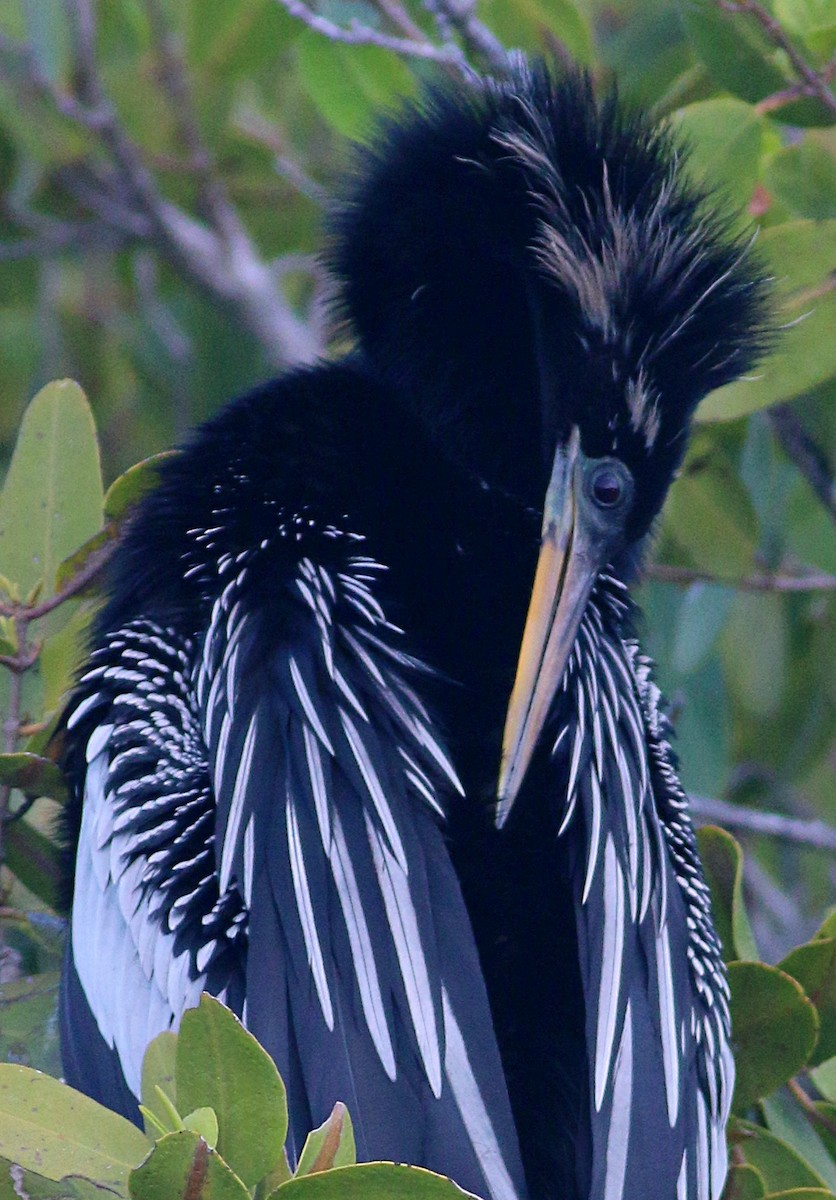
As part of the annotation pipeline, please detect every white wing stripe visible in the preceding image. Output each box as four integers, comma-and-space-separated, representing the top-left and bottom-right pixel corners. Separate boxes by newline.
286, 794, 334, 1029
595, 835, 625, 1111
603, 1000, 633, 1200
442, 988, 523, 1200
364, 812, 442, 1097
328, 808, 396, 1080
219, 712, 258, 892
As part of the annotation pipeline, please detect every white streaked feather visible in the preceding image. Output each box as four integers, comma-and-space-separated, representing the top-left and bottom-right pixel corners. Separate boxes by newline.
677, 1151, 688, 1200
289, 655, 335, 754
302, 724, 332, 848
595, 835, 625, 1111
441, 988, 524, 1200
696, 1090, 710, 1200
328, 808, 396, 1080
656, 922, 680, 1127
219, 711, 258, 892
340, 710, 408, 874
243, 814, 255, 908
286, 794, 334, 1030
603, 1000, 633, 1200
581, 772, 603, 905
364, 811, 442, 1097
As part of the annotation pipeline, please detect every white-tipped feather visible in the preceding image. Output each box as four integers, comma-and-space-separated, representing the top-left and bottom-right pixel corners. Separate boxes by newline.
364, 812, 442, 1097
286, 794, 335, 1030
328, 809, 397, 1080
442, 989, 524, 1200
595, 836, 625, 1111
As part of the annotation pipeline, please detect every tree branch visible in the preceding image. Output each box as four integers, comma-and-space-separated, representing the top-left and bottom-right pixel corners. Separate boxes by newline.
0, 6, 324, 370
646, 563, 836, 592
691, 795, 836, 852
718, 0, 836, 116
273, 0, 465, 63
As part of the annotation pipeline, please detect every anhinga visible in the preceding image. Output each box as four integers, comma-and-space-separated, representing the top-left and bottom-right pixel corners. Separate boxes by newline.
60, 65, 772, 1200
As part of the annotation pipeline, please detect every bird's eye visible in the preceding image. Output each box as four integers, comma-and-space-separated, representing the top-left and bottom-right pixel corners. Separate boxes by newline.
590, 465, 625, 508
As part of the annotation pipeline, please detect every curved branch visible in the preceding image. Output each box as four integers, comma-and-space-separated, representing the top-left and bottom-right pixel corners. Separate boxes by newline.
691, 795, 836, 852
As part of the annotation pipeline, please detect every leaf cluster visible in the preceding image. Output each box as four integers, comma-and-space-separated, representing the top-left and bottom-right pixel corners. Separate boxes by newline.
0, 994, 469, 1200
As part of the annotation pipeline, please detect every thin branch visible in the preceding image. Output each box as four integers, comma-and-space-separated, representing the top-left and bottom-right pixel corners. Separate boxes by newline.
0, 222, 129, 261
719, 0, 836, 116
273, 0, 465, 62
789, 1078, 836, 1137
0, 536, 119, 623
427, 0, 509, 70
646, 563, 836, 592
371, 0, 430, 43
768, 404, 836, 523
691, 795, 836, 852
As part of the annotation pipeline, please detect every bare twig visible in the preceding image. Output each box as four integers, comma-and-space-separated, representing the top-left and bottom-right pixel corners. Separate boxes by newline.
719, 0, 836, 116
691, 795, 836, 852
789, 1077, 836, 1137
426, 0, 509, 70
273, 0, 465, 62
768, 405, 836, 523
646, 563, 836, 592
0, 538, 119, 624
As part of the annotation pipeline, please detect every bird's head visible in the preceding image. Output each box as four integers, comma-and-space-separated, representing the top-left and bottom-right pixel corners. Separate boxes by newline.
330, 62, 773, 818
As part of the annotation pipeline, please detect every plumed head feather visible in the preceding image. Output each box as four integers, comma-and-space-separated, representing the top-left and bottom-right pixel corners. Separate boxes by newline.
329, 63, 773, 537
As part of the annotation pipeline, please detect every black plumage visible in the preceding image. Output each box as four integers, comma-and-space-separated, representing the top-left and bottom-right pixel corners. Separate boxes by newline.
60, 64, 772, 1200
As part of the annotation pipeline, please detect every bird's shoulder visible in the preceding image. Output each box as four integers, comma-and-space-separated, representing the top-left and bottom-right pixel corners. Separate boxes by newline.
97, 361, 431, 638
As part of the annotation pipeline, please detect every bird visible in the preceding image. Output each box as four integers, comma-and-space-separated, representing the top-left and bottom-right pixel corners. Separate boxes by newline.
59, 63, 772, 1200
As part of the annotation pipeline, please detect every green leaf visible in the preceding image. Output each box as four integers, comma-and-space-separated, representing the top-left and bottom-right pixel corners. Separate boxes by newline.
723, 1163, 767, 1199
176, 995, 287, 1188
731, 1119, 829, 1190
672, 582, 734, 674
722, 592, 787, 718
0, 380, 103, 611
697, 826, 759, 962
269, 1161, 476, 1198
0, 1160, 70, 1199
0, 1064, 150, 1191
480, 0, 592, 61
765, 138, 836, 221
0, 751, 66, 800
296, 33, 414, 140
54, 529, 114, 595
780, 940, 836, 1067
182, 1109, 219, 1150
4, 818, 62, 910
698, 221, 836, 422
140, 1031, 178, 1138
811, 1057, 836, 1101
0, 972, 61, 1076
40, 600, 94, 713
663, 452, 758, 575
815, 912, 836, 940
762, 1192, 836, 1199
673, 98, 763, 208
128, 1131, 249, 1200
775, 0, 836, 57
294, 1104, 355, 1177
22, 0, 71, 85
103, 452, 174, 523
729, 962, 819, 1112
762, 1090, 836, 1193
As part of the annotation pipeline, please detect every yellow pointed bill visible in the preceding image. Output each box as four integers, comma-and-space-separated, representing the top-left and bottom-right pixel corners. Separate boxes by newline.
496, 428, 606, 826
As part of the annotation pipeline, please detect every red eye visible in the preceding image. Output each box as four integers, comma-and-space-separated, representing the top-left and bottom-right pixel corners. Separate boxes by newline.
591, 467, 623, 508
